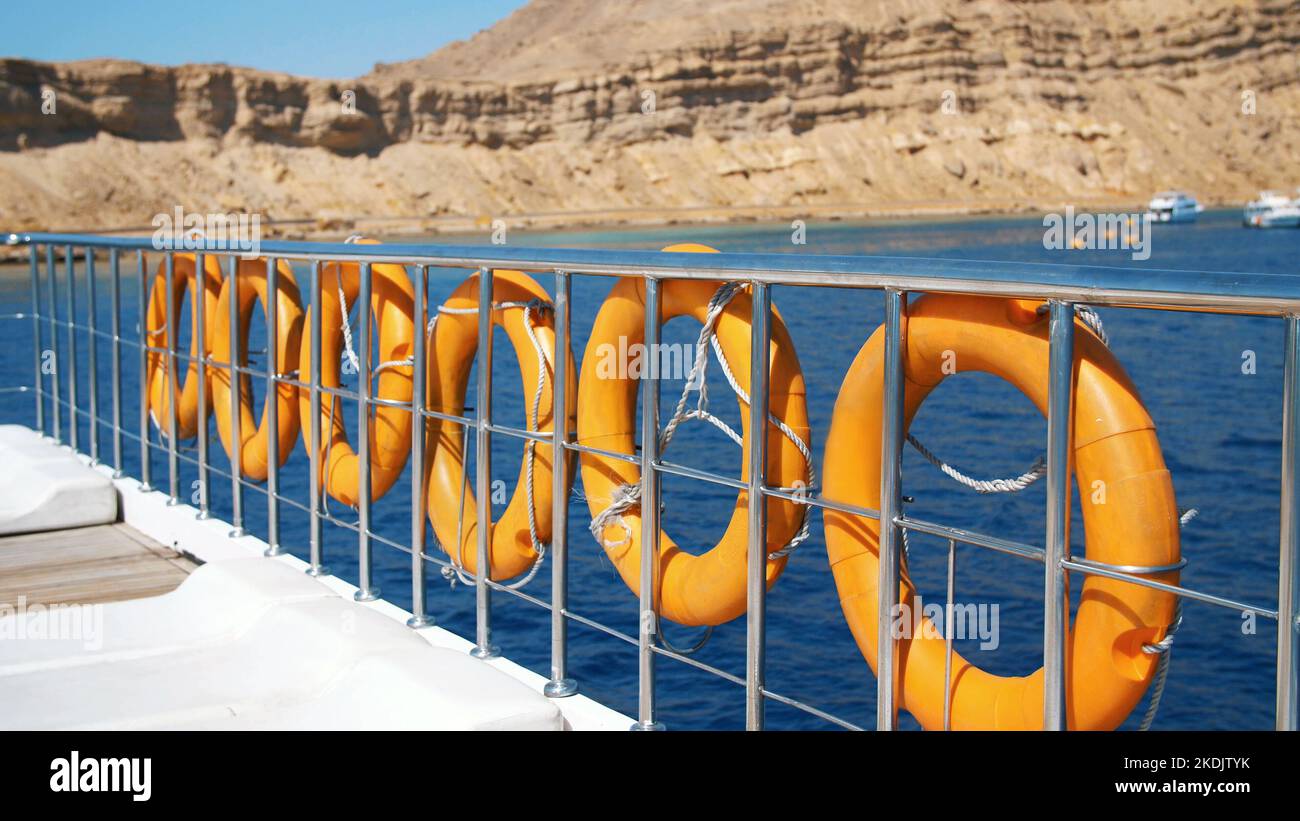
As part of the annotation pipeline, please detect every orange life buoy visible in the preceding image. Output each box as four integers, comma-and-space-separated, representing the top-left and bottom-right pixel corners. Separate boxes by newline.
425, 270, 576, 581
145, 253, 223, 440
823, 294, 1180, 730
298, 239, 415, 506
210, 258, 304, 481
576, 243, 812, 626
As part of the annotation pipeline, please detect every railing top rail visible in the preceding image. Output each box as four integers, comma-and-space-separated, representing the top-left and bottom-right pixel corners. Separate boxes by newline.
8, 231, 1300, 315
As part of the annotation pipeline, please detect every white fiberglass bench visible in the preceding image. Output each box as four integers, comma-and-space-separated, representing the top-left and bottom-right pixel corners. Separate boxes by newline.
0, 425, 117, 535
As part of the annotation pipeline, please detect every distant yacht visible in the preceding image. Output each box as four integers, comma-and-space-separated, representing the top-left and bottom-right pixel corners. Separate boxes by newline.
1146, 191, 1203, 223
1243, 189, 1300, 228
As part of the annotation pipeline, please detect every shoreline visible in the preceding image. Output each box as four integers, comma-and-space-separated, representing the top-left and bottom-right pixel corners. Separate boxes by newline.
1, 195, 1225, 262
335, 196, 1152, 239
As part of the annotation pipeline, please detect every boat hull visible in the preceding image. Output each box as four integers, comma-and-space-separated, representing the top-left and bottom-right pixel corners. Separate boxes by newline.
1147, 209, 1198, 224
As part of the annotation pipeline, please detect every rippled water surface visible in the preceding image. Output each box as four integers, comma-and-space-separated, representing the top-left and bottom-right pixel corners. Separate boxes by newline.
2, 209, 1295, 729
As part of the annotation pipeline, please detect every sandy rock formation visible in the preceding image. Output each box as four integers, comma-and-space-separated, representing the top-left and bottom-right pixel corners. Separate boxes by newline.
1, 0, 1298, 231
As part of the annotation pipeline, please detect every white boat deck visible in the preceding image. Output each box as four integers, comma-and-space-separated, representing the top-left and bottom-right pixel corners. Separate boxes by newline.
0, 427, 629, 731
0, 522, 196, 608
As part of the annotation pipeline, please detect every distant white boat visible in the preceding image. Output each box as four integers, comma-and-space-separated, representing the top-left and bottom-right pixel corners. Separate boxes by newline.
1243, 189, 1300, 228
1146, 191, 1202, 223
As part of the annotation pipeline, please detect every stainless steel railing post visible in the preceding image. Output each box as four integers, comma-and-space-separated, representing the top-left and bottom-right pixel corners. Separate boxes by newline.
408, 265, 433, 627
306, 261, 328, 577
355, 261, 379, 602
109, 249, 123, 477
877, 288, 905, 731
137, 250, 152, 491
227, 255, 245, 534
1043, 299, 1075, 731
545, 270, 577, 697
164, 252, 180, 504
264, 256, 283, 556
1277, 314, 1300, 730
46, 245, 60, 444
471, 266, 499, 659
745, 280, 771, 731
28, 245, 44, 435
944, 538, 957, 731
64, 245, 78, 452
632, 276, 665, 731
85, 248, 99, 463
194, 252, 210, 518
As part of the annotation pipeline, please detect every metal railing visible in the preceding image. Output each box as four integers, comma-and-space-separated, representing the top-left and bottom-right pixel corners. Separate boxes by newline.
4, 230, 1299, 731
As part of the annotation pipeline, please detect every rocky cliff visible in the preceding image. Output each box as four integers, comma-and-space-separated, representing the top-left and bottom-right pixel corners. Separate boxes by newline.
2, 0, 1298, 232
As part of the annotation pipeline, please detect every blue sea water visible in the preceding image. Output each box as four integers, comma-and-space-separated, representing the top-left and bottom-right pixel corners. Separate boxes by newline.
1, 208, 1296, 730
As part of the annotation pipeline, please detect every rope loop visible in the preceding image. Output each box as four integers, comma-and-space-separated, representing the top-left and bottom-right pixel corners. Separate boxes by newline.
1138, 599, 1185, 731
908, 303, 1109, 496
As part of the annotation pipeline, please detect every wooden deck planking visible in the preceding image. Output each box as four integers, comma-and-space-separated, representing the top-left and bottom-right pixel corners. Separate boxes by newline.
0, 523, 198, 607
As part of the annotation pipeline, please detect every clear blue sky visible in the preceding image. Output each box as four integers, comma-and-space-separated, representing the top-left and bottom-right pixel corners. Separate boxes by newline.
0, 0, 528, 78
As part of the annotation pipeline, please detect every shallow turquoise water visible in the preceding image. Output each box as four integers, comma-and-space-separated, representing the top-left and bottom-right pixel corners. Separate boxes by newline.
2, 209, 1296, 729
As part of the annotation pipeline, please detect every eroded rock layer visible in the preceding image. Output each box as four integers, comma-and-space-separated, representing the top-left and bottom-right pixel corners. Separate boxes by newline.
1, 0, 1298, 230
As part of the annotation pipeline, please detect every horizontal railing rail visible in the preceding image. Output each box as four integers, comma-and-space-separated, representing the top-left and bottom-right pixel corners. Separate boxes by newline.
3, 230, 1297, 731
13, 231, 1300, 312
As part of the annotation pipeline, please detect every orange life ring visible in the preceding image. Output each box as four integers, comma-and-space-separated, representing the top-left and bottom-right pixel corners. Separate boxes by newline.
576, 243, 812, 626
425, 269, 576, 580
298, 239, 415, 506
823, 294, 1181, 730
210, 258, 304, 481
145, 253, 223, 440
